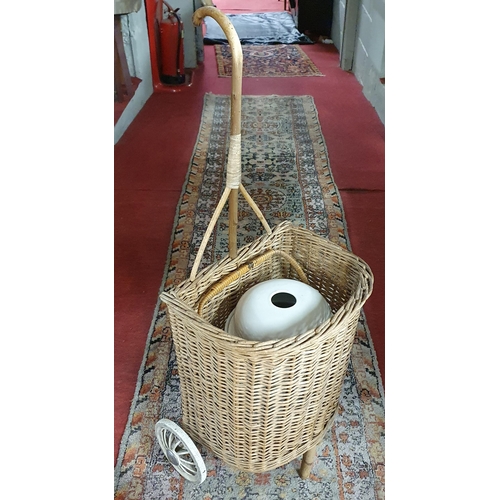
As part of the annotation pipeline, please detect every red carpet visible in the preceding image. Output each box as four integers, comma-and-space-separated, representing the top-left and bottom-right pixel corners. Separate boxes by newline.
115, 0, 384, 464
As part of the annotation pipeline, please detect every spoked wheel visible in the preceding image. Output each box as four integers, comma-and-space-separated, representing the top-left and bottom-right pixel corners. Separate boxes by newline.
155, 419, 207, 485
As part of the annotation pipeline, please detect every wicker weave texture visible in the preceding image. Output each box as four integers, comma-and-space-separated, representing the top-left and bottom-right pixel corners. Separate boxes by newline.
161, 221, 373, 472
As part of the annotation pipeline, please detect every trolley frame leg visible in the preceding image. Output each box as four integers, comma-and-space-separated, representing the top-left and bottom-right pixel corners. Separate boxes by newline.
299, 446, 317, 479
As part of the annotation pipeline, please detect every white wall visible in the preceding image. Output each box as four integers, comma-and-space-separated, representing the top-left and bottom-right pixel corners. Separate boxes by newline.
331, 0, 385, 124
352, 0, 385, 123
114, 1, 154, 144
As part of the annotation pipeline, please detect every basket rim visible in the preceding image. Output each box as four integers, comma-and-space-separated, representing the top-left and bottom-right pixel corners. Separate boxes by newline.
161, 221, 374, 353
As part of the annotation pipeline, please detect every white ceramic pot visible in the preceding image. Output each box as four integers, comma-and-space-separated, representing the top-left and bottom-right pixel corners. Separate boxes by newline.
224, 278, 331, 342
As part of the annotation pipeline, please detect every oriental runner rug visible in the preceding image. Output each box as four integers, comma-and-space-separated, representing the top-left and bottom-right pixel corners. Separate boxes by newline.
114, 93, 385, 500
215, 45, 324, 78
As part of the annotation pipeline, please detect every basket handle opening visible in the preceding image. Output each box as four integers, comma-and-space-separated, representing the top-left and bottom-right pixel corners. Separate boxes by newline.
196, 249, 309, 316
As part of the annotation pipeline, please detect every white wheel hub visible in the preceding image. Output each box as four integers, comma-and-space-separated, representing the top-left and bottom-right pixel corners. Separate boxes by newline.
155, 419, 207, 484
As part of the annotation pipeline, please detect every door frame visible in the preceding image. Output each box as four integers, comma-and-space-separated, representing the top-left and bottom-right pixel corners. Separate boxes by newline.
340, 0, 360, 71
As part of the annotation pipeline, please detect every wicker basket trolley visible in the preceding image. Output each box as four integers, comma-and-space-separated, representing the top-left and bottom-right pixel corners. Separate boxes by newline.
154, 6, 374, 485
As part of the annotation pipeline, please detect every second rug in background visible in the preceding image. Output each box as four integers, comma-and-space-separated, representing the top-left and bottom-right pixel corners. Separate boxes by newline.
215, 44, 324, 77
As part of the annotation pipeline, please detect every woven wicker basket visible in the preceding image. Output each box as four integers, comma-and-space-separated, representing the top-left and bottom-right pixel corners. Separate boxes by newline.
159, 6, 374, 478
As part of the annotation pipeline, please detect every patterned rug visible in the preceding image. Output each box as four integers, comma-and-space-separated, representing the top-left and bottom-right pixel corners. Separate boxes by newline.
215, 45, 324, 78
114, 94, 385, 500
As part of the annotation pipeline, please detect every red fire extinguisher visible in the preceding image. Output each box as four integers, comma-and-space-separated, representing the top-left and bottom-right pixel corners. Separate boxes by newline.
155, 0, 185, 85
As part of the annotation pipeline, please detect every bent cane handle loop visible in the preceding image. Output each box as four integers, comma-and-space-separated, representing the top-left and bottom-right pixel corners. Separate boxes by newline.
193, 7, 242, 188
193, 6, 243, 261
190, 7, 272, 281
193, 7, 243, 139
